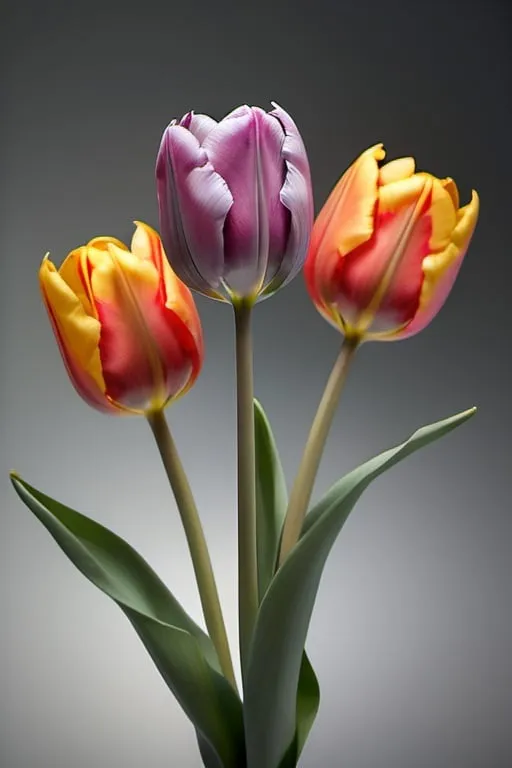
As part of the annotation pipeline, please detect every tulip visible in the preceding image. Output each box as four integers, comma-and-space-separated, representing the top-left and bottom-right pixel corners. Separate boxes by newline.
304, 144, 479, 341
157, 102, 313, 668
156, 102, 313, 304
279, 146, 480, 563
39, 222, 203, 414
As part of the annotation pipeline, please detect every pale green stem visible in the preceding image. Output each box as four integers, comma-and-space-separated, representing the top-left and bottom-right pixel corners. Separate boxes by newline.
233, 299, 258, 684
278, 337, 359, 566
147, 409, 238, 692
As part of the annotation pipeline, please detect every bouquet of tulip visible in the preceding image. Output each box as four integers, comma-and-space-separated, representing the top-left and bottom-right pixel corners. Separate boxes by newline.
11, 104, 479, 768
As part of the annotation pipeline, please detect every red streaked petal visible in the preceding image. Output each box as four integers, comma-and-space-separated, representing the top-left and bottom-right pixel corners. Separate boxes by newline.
334, 196, 432, 330
304, 144, 384, 329
131, 221, 204, 357
396, 190, 480, 340
95, 294, 195, 410
85, 239, 201, 411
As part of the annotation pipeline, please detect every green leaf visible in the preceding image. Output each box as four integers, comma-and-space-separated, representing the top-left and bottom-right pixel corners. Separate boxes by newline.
10, 474, 245, 768
254, 398, 288, 602
244, 408, 476, 768
253, 399, 321, 761
295, 652, 320, 757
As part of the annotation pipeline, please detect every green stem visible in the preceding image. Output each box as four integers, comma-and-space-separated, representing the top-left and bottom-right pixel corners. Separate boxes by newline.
233, 299, 258, 683
147, 409, 238, 692
278, 337, 359, 566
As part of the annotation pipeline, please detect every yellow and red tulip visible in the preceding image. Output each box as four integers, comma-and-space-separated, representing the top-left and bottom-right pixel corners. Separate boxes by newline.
304, 144, 479, 341
39, 221, 203, 414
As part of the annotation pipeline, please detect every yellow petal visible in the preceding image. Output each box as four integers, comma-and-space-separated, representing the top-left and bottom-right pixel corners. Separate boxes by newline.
453, 190, 480, 247
377, 173, 457, 252
419, 190, 479, 309
379, 157, 415, 185
58, 246, 94, 316
441, 177, 460, 210
39, 256, 105, 393
87, 235, 129, 251
315, 143, 385, 258
88, 243, 159, 303
131, 220, 159, 263
377, 174, 428, 214
426, 176, 458, 252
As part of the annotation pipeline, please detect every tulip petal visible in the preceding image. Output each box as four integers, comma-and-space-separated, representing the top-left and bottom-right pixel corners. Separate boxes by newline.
58, 247, 96, 316
131, 221, 203, 387
69, 236, 129, 321
377, 174, 427, 213
39, 257, 114, 412
335, 177, 431, 330
86, 243, 196, 411
156, 124, 232, 298
304, 144, 385, 330
338, 174, 460, 333
180, 111, 218, 144
419, 175, 458, 252
379, 157, 415, 185
202, 105, 289, 297
318, 143, 385, 256
396, 190, 480, 340
260, 103, 314, 298
441, 177, 460, 210
132, 221, 200, 330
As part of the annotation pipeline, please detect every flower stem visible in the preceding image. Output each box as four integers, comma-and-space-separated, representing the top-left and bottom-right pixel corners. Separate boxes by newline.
233, 299, 258, 683
278, 337, 359, 566
146, 409, 238, 692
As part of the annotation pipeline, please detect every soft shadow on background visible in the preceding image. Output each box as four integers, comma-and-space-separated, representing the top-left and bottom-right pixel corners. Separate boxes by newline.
1, 1, 511, 766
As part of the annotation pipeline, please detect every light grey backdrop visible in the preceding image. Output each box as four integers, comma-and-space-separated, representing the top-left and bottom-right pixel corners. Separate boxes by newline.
1, 1, 511, 766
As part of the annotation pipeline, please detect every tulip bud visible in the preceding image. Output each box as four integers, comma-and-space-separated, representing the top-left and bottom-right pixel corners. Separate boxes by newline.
39, 222, 203, 414
304, 144, 479, 341
156, 102, 313, 304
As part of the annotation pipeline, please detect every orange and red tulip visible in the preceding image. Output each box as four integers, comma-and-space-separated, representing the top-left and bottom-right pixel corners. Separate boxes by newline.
39, 221, 203, 414
304, 144, 479, 341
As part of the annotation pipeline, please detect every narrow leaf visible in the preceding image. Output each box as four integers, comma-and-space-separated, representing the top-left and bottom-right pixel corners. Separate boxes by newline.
253, 399, 321, 760
254, 398, 288, 601
11, 474, 245, 768
244, 408, 476, 768
296, 652, 320, 758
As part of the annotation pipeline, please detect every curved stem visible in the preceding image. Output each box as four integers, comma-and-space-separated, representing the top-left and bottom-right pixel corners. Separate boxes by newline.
233, 299, 258, 684
147, 409, 238, 692
278, 337, 359, 565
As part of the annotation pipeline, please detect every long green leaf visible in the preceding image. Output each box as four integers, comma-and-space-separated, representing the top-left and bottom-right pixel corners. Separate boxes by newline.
244, 408, 476, 768
254, 398, 288, 602
10, 474, 245, 768
253, 400, 321, 760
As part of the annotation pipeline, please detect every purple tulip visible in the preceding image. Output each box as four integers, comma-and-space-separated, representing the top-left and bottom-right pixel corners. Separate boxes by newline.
156, 103, 314, 303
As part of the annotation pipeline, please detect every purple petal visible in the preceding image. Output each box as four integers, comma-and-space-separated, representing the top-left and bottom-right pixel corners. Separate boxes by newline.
260, 103, 314, 299
156, 123, 233, 297
180, 111, 218, 144
203, 105, 290, 297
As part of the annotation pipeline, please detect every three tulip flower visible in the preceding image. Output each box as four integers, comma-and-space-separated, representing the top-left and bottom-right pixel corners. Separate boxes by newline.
20, 101, 481, 768
40, 109, 479, 414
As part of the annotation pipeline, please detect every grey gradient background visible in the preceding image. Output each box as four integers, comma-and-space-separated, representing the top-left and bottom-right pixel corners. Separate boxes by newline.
1, 1, 511, 766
